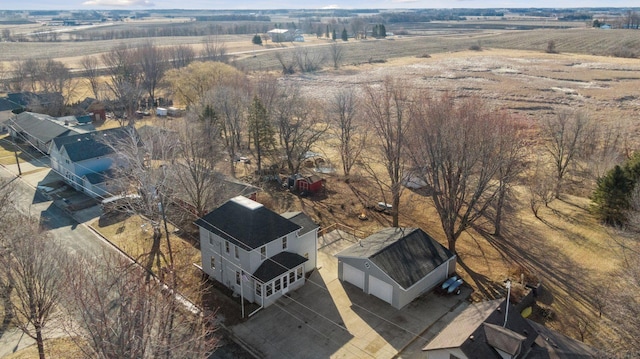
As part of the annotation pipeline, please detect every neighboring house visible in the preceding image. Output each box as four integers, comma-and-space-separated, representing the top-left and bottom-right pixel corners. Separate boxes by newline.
336, 227, 456, 309
423, 299, 596, 359
49, 127, 129, 197
267, 28, 291, 42
0, 98, 23, 133
195, 196, 319, 308
7, 92, 64, 114
7, 111, 95, 154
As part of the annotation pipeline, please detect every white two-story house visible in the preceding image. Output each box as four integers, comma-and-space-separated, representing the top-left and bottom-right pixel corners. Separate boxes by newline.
49, 127, 128, 198
195, 196, 318, 308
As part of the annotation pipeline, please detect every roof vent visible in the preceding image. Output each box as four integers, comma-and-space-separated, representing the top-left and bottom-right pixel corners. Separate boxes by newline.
469, 335, 474, 341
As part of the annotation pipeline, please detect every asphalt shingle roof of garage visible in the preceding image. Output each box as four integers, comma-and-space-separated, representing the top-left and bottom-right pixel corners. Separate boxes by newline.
253, 251, 308, 282
337, 227, 454, 289
195, 196, 301, 250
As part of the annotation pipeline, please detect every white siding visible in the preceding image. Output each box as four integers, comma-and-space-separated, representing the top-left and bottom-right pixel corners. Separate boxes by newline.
343, 263, 365, 289
368, 275, 393, 304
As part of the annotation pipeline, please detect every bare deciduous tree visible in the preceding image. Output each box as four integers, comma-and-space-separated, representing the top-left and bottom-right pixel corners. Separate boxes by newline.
540, 110, 593, 198
165, 61, 243, 108
273, 87, 328, 173
200, 35, 227, 62
362, 78, 411, 227
493, 117, 526, 236
527, 157, 556, 219
81, 55, 102, 100
329, 42, 344, 69
293, 47, 325, 73
171, 112, 224, 217
409, 94, 517, 253
101, 45, 143, 125
166, 44, 196, 69
0, 215, 66, 359
329, 88, 365, 178
136, 41, 167, 108
63, 253, 215, 359
208, 83, 250, 177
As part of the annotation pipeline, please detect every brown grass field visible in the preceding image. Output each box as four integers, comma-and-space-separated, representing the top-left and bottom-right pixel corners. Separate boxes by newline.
2, 20, 640, 355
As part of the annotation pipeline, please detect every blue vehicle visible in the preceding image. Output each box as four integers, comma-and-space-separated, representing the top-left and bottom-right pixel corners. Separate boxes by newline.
441, 276, 458, 290
447, 279, 464, 295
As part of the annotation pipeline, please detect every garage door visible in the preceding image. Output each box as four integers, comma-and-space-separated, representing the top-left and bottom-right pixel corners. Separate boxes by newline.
368, 276, 393, 304
343, 263, 365, 289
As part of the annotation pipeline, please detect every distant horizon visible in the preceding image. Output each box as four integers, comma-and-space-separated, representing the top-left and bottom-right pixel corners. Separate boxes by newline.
2, 1, 639, 12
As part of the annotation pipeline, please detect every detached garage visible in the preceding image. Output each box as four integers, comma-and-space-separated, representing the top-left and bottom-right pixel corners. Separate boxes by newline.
336, 227, 456, 309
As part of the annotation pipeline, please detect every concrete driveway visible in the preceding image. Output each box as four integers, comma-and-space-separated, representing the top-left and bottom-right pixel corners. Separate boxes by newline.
230, 230, 470, 359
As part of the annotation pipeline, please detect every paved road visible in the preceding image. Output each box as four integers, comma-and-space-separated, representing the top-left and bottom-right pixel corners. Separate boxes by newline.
0, 166, 113, 358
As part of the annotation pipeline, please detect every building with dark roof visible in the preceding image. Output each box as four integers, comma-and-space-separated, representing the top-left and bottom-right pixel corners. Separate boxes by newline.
336, 227, 456, 309
0, 98, 23, 132
49, 127, 130, 198
195, 196, 318, 309
422, 299, 596, 359
7, 111, 95, 154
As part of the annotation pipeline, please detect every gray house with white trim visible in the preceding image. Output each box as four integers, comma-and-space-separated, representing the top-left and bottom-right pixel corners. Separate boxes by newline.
196, 196, 318, 309
336, 227, 456, 309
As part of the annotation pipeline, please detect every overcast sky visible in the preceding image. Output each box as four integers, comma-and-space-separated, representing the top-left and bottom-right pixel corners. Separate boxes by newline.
2, 1, 639, 11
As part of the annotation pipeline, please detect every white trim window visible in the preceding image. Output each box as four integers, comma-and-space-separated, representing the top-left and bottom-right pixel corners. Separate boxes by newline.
260, 245, 266, 261
225, 241, 230, 254
234, 245, 239, 260
235, 271, 241, 285
282, 237, 287, 250
266, 283, 273, 297
255, 283, 262, 297
210, 256, 215, 270
296, 267, 303, 281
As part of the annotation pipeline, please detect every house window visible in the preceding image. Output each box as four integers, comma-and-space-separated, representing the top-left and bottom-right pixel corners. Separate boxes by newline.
296, 267, 303, 280
235, 271, 241, 285
208, 233, 214, 245
210, 256, 215, 270
65, 159, 69, 164
304, 252, 309, 259
266, 283, 273, 297
282, 275, 288, 289
256, 283, 262, 297
234, 245, 239, 259
289, 271, 295, 284
260, 246, 266, 260
225, 241, 230, 254
282, 237, 287, 250
274, 278, 281, 292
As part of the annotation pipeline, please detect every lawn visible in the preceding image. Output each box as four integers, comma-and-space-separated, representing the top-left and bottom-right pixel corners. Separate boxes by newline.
89, 213, 205, 304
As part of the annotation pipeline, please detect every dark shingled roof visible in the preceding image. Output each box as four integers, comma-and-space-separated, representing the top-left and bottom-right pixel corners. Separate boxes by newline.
337, 228, 454, 289
83, 169, 117, 185
281, 212, 319, 236
54, 127, 129, 162
0, 98, 22, 112
424, 299, 597, 359
8, 112, 78, 144
253, 251, 308, 282
195, 196, 301, 250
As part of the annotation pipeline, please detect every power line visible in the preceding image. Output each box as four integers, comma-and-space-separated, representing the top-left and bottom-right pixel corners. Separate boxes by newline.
4, 121, 440, 356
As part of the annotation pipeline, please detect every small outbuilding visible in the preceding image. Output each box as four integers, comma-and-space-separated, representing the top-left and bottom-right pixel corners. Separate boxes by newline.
336, 227, 456, 309
286, 173, 323, 194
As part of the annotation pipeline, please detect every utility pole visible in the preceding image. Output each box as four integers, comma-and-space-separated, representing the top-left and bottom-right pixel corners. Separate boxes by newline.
503, 279, 511, 327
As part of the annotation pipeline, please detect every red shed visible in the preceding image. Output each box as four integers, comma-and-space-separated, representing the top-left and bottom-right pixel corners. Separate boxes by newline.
290, 174, 323, 194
